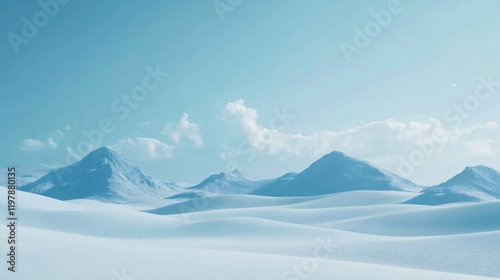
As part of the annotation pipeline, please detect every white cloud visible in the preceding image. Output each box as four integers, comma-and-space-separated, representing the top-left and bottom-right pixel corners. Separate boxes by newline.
19, 125, 69, 152
19, 137, 58, 151
162, 113, 203, 146
46, 137, 58, 149
223, 99, 498, 161
110, 137, 173, 160
465, 140, 496, 156
18, 139, 45, 151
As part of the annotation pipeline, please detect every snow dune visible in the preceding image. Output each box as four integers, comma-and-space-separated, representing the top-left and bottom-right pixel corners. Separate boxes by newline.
1, 188, 499, 279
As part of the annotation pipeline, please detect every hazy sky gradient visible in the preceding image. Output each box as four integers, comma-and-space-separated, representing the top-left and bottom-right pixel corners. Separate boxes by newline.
1, 0, 499, 185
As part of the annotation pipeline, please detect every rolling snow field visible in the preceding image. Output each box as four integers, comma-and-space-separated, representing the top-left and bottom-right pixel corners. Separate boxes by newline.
1, 187, 499, 280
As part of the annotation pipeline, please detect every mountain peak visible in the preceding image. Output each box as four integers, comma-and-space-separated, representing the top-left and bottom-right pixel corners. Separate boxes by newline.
84, 146, 118, 160
254, 151, 421, 196
323, 150, 350, 159
182, 169, 263, 197
406, 165, 500, 205
463, 165, 496, 174
446, 165, 500, 184
316, 151, 364, 166
19, 147, 179, 202
308, 150, 375, 177
229, 169, 253, 178
203, 169, 252, 183
230, 169, 244, 175
75, 146, 130, 170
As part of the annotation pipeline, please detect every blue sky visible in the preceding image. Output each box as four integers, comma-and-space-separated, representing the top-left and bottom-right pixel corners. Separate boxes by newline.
1, 0, 499, 185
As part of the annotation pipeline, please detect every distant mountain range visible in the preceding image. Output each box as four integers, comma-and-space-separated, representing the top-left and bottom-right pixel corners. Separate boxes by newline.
169, 169, 266, 199
0, 164, 55, 187
9, 147, 500, 205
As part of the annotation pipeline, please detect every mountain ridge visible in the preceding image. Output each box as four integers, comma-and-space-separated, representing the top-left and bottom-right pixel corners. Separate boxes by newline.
406, 165, 500, 205
253, 151, 422, 196
169, 169, 266, 199
19, 147, 183, 202
15, 147, 500, 205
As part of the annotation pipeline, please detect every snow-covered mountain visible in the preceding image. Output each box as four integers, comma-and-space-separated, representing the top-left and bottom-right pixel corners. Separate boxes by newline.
19, 147, 182, 202
169, 169, 266, 198
17, 148, 500, 206
406, 165, 500, 205
254, 151, 422, 196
